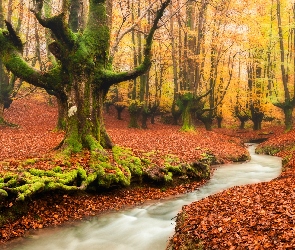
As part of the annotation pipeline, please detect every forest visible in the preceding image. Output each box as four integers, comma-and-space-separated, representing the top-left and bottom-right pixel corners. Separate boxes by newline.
1, 0, 295, 249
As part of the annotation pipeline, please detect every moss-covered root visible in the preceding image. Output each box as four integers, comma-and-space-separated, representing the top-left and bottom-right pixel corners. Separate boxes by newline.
1, 169, 80, 201
0, 146, 212, 203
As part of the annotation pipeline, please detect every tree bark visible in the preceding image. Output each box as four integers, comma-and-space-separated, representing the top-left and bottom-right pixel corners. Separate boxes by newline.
217, 116, 222, 128
283, 105, 293, 131
250, 106, 264, 130
197, 112, 213, 131
181, 99, 194, 131
0, 103, 4, 123
275, 0, 294, 130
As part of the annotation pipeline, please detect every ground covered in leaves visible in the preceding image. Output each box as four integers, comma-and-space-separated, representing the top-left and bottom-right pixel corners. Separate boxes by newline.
0, 93, 287, 247
170, 133, 295, 249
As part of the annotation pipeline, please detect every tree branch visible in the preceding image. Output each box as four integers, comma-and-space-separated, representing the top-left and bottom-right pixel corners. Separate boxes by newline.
31, 6, 75, 48
4, 21, 23, 52
110, 0, 158, 58
0, 31, 62, 92
102, 0, 171, 86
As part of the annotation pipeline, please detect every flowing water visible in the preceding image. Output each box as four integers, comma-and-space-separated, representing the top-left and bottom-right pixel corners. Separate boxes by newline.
4, 144, 282, 250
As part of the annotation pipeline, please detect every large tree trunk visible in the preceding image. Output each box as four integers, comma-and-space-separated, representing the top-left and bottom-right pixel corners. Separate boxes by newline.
141, 110, 149, 129
64, 76, 113, 152
56, 95, 67, 130
0, 0, 171, 153
181, 100, 194, 131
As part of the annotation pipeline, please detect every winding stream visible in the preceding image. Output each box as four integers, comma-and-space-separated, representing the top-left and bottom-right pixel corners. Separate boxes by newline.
4, 144, 282, 250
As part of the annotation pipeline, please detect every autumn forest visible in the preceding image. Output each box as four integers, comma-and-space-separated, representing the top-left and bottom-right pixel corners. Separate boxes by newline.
1, 0, 295, 249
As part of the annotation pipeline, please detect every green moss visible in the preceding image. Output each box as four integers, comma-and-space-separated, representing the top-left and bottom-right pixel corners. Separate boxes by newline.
45, 182, 78, 191
77, 166, 87, 181
164, 172, 173, 182
0, 189, 8, 198
12, 182, 46, 201
85, 135, 104, 152
255, 146, 280, 155
166, 165, 182, 174
82, 172, 98, 186
2, 173, 15, 180
64, 141, 83, 155
22, 158, 37, 166
53, 166, 62, 173
112, 146, 143, 176
200, 152, 216, 165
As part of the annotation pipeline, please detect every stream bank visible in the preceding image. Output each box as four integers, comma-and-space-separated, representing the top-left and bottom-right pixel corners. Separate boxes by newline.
170, 142, 290, 249
3, 144, 282, 250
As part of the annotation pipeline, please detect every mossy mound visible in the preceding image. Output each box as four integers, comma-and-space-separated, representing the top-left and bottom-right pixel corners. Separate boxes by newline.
0, 146, 211, 206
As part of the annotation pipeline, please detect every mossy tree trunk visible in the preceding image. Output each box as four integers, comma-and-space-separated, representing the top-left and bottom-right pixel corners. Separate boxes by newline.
274, 0, 294, 131
181, 99, 195, 131
0, 1, 12, 124
0, 62, 11, 124
0, 0, 171, 153
171, 101, 182, 125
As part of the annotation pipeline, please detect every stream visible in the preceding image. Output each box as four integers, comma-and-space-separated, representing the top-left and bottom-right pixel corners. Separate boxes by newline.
4, 144, 282, 250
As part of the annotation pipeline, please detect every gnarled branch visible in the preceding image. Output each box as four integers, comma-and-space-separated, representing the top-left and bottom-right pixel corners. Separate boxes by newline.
101, 0, 171, 87
30, 8, 75, 49
4, 21, 23, 52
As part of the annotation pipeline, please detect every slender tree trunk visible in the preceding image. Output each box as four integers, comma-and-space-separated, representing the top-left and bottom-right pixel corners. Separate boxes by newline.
238, 117, 249, 129
240, 120, 246, 129
204, 120, 213, 131
284, 106, 293, 131
217, 116, 222, 128
252, 119, 262, 130
0, 103, 4, 123
115, 106, 125, 120
141, 111, 149, 129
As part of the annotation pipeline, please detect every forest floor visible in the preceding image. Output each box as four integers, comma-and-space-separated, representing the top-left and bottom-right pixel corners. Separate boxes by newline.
0, 93, 291, 249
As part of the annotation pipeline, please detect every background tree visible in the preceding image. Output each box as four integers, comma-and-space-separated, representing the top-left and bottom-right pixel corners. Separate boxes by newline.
273, 0, 295, 131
